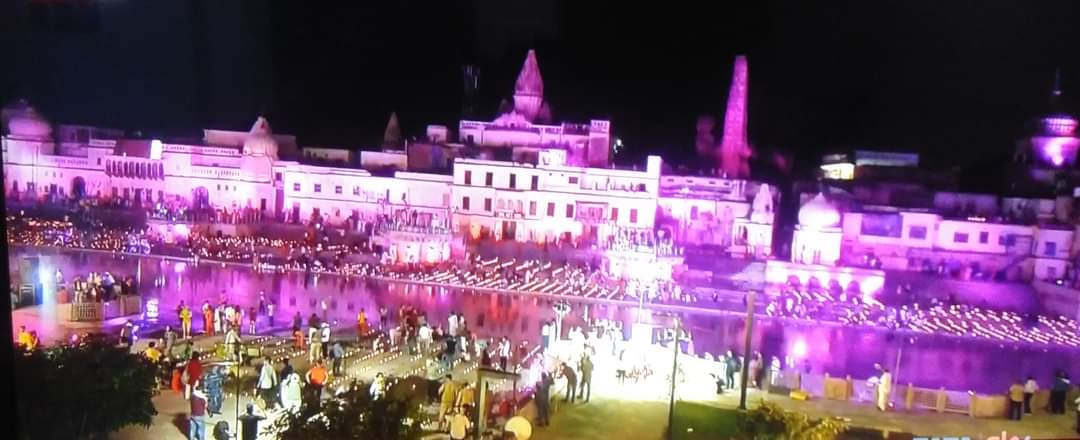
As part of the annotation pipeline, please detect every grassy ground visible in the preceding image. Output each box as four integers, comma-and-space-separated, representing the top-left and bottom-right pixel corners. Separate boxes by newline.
532, 399, 739, 440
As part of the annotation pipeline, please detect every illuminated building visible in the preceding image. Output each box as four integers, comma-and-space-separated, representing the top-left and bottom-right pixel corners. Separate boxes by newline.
1, 49, 780, 268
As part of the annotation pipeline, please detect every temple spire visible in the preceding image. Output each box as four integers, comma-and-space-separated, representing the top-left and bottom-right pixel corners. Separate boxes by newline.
512, 49, 545, 122
383, 112, 402, 148
514, 49, 544, 98
717, 55, 753, 178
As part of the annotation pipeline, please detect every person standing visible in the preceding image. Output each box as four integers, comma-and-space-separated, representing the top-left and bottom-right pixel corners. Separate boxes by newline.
308, 325, 321, 365
498, 337, 511, 371
560, 362, 578, 403
204, 366, 226, 416
541, 321, 551, 350
379, 306, 388, 330
256, 358, 278, 410
279, 369, 303, 413
247, 307, 257, 335
189, 386, 208, 440
224, 327, 241, 362
357, 308, 369, 342
534, 372, 554, 427
1008, 379, 1025, 420
320, 322, 331, 359
305, 360, 328, 410
578, 354, 594, 403
330, 341, 344, 375
438, 375, 458, 431
1023, 376, 1038, 414
200, 302, 212, 336
724, 351, 739, 391
266, 300, 276, 328
875, 364, 892, 411
1052, 371, 1071, 414
292, 312, 302, 333
164, 326, 178, 359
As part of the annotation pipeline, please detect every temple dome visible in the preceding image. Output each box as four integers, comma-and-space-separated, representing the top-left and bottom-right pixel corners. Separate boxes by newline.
798, 193, 840, 229
3, 100, 52, 140
242, 116, 278, 158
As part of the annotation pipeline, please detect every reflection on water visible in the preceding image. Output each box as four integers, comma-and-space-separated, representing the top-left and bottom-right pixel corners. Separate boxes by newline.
11, 247, 1080, 394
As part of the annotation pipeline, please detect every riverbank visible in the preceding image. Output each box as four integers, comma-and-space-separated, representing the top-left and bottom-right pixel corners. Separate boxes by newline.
13, 244, 1080, 353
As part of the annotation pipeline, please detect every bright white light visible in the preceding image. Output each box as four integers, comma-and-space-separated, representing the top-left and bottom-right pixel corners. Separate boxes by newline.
150, 139, 163, 160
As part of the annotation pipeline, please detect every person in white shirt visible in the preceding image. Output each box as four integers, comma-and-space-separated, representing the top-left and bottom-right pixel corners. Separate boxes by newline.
320, 323, 331, 359
419, 324, 433, 352
1024, 376, 1038, 414
448, 313, 459, 338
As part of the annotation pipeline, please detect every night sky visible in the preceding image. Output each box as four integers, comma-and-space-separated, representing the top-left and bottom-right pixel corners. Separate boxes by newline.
2, 0, 1079, 175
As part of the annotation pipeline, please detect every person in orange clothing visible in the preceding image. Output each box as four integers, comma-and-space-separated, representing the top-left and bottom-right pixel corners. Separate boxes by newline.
356, 309, 369, 342
171, 365, 184, 393
305, 360, 329, 410
201, 302, 213, 335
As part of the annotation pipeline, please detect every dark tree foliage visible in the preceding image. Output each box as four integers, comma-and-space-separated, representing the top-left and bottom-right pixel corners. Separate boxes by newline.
14, 340, 158, 440
269, 381, 422, 440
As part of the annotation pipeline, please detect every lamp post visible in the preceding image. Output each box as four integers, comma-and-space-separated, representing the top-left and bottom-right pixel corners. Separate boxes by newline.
738, 290, 756, 410
666, 318, 683, 440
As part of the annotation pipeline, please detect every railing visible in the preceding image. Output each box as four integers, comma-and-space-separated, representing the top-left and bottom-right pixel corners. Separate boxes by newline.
70, 302, 103, 321
785, 370, 1017, 419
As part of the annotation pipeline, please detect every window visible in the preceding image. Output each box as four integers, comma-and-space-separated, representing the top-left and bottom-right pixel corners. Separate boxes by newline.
353, 186, 361, 196
909, 226, 927, 240
566, 204, 574, 218
462, 197, 470, 210
531, 175, 539, 190
569, 176, 579, 185
979, 231, 989, 244
335, 186, 343, 195
998, 234, 1016, 246
1045, 242, 1058, 257
690, 206, 699, 220
292, 183, 301, 191
314, 184, 322, 193
547, 202, 555, 217
97, 158, 101, 165
464, 170, 472, 185
484, 198, 492, 211
497, 199, 505, 210
611, 207, 619, 221
630, 209, 639, 224
529, 201, 537, 216
1048, 266, 1058, 279
275, 172, 283, 182
510, 174, 517, 189
485, 172, 493, 186
953, 232, 968, 243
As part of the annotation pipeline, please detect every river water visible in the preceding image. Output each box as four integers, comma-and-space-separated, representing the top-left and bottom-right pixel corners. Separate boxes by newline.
11, 246, 1080, 395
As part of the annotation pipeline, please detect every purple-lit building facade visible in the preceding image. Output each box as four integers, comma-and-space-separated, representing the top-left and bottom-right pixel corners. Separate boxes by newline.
1, 50, 778, 269
792, 76, 1080, 295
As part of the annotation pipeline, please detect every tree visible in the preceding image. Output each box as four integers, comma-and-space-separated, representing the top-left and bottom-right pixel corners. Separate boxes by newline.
736, 401, 848, 440
14, 339, 158, 440
268, 380, 422, 440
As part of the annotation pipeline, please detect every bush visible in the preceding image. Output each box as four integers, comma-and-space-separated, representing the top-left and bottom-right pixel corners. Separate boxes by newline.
736, 400, 848, 440
14, 340, 159, 440
268, 380, 422, 440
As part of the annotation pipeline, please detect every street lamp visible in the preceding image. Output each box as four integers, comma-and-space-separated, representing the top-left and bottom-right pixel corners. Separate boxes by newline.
666, 317, 690, 440
738, 290, 757, 410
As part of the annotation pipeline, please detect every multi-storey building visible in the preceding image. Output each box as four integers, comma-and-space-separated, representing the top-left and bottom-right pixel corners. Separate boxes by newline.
2, 50, 780, 269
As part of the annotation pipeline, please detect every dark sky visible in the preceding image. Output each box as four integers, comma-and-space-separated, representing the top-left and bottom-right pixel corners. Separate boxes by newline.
3, 0, 1079, 172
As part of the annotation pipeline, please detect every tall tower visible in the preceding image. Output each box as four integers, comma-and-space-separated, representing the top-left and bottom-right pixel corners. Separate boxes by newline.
717, 55, 753, 178
512, 49, 545, 122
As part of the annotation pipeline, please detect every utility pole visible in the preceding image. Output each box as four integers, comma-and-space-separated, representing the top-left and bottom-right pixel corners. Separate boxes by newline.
666, 318, 681, 440
739, 290, 756, 410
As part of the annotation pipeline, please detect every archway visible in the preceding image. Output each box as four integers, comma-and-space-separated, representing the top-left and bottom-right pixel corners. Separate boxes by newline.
70, 176, 87, 200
